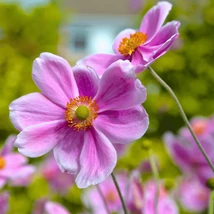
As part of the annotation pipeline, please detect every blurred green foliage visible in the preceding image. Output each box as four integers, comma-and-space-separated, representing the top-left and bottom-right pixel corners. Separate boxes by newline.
0, 3, 61, 140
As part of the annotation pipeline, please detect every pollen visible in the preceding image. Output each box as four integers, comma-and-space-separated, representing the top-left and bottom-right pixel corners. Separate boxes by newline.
65, 96, 98, 131
0, 156, 6, 170
118, 32, 147, 56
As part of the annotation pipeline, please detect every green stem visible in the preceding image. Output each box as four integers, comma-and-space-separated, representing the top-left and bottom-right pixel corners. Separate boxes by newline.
96, 185, 111, 214
209, 190, 214, 214
149, 150, 159, 214
111, 173, 128, 214
148, 66, 214, 173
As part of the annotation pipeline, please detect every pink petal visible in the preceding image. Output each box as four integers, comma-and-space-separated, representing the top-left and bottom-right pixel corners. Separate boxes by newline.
9, 165, 35, 186
45, 202, 70, 214
0, 178, 6, 189
112, 28, 136, 55
3, 153, 27, 167
149, 21, 180, 46
54, 129, 84, 174
131, 50, 148, 72
1, 135, 16, 156
95, 106, 149, 144
32, 53, 78, 108
14, 120, 66, 157
73, 65, 99, 98
140, 1, 172, 42
75, 128, 117, 188
9, 92, 65, 131
76, 53, 122, 77
94, 60, 147, 112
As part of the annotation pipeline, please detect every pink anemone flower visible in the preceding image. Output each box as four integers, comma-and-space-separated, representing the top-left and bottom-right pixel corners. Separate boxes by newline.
9, 53, 149, 188
77, 1, 180, 75
177, 176, 209, 212
143, 181, 178, 214
0, 135, 35, 188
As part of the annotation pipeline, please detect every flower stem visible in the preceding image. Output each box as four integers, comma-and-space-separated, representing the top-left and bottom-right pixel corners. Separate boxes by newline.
96, 185, 111, 214
148, 66, 214, 173
149, 149, 159, 214
209, 190, 214, 214
111, 172, 128, 214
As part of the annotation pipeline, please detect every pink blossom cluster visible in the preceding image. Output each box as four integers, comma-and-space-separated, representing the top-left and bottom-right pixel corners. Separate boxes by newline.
83, 171, 178, 214
164, 116, 214, 212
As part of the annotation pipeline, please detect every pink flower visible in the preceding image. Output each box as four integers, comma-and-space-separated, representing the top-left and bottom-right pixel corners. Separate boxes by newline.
77, 1, 180, 75
83, 173, 128, 214
84, 172, 144, 214
0, 135, 35, 188
177, 176, 209, 212
9, 53, 149, 188
143, 181, 178, 214
33, 199, 70, 214
164, 116, 214, 183
0, 192, 9, 214
41, 154, 74, 193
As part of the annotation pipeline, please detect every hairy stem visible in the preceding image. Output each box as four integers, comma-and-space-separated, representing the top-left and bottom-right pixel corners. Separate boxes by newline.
209, 190, 214, 214
148, 66, 214, 172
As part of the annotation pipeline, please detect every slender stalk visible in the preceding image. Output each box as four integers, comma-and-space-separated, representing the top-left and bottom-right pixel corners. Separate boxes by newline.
149, 150, 159, 214
111, 172, 128, 214
148, 66, 214, 173
209, 190, 214, 214
96, 185, 111, 214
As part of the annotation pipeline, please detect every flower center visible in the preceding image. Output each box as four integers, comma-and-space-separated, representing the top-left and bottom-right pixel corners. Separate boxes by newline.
65, 96, 98, 131
106, 191, 117, 203
0, 156, 6, 170
192, 121, 207, 135
118, 32, 147, 56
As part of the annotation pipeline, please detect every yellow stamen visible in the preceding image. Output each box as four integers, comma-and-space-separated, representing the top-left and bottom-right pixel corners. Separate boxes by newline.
118, 32, 147, 56
106, 191, 117, 202
0, 156, 6, 169
65, 96, 98, 131
192, 121, 207, 135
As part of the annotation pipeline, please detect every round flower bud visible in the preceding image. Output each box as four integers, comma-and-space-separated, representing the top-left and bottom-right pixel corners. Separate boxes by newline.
206, 178, 214, 190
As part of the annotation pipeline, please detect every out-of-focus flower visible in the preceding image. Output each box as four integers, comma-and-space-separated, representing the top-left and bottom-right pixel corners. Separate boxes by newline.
0, 135, 35, 188
33, 199, 70, 214
41, 154, 74, 193
143, 181, 178, 214
83, 173, 128, 214
127, 171, 144, 214
77, 1, 180, 75
177, 176, 209, 212
164, 116, 214, 183
9, 53, 149, 188
0, 192, 9, 214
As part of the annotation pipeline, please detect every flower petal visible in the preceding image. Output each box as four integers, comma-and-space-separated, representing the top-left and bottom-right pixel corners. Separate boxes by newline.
3, 153, 27, 167
32, 53, 78, 108
94, 60, 147, 112
45, 202, 70, 214
112, 28, 136, 55
54, 129, 84, 174
1, 135, 16, 156
140, 1, 172, 42
73, 65, 99, 98
9, 93, 65, 131
149, 21, 180, 46
76, 53, 122, 77
75, 128, 117, 188
95, 106, 149, 144
14, 120, 66, 158
0, 178, 6, 189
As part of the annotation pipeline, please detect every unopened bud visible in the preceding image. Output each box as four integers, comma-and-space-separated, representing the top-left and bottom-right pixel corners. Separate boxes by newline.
141, 140, 152, 150
206, 178, 214, 190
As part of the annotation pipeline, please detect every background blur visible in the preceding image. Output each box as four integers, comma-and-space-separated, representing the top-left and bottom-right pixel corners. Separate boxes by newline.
0, 0, 214, 213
